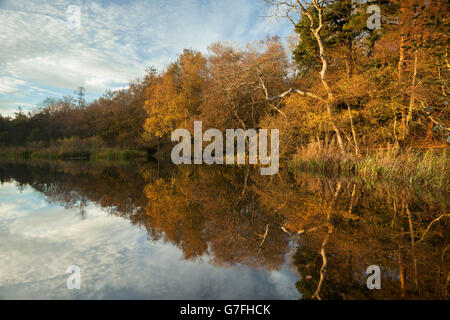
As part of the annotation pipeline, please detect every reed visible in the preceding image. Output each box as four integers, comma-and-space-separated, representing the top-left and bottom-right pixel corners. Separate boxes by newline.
0, 136, 146, 162
291, 141, 449, 189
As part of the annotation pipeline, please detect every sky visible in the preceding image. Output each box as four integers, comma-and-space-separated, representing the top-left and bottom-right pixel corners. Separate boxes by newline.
0, 0, 292, 117
0, 181, 299, 299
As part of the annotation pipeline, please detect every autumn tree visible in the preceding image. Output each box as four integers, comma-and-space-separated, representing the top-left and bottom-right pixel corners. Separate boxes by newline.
142, 50, 206, 147
200, 37, 289, 130
396, 0, 450, 141
265, 0, 349, 153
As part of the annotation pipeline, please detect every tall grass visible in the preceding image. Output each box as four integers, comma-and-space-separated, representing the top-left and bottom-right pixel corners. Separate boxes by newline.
0, 136, 146, 162
0, 147, 146, 161
291, 141, 449, 189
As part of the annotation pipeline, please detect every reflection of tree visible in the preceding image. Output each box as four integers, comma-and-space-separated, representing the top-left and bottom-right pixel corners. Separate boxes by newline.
288, 181, 372, 299
140, 164, 449, 299
1, 160, 448, 299
142, 165, 290, 269
76, 195, 88, 220
256, 172, 450, 300
0, 160, 149, 223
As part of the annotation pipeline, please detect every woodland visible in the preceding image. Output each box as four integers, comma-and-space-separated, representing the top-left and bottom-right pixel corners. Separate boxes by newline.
1, 0, 448, 187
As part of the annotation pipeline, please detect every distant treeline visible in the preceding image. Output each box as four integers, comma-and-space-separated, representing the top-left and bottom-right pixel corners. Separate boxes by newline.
0, 0, 448, 159
0, 81, 148, 149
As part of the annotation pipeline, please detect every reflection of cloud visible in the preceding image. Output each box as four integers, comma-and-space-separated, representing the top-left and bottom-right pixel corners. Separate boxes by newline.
0, 182, 299, 299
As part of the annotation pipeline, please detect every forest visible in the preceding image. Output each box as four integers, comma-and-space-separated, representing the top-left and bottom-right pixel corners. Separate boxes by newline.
0, 0, 448, 186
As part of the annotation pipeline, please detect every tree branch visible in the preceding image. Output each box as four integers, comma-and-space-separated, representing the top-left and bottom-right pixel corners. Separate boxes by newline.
258, 76, 327, 103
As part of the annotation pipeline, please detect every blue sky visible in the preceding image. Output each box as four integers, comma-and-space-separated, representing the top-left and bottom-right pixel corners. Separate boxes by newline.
0, 0, 292, 117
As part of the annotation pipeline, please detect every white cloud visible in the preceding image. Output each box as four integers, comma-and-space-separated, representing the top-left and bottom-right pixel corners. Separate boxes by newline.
0, 0, 289, 96
0, 77, 27, 94
0, 6, 137, 93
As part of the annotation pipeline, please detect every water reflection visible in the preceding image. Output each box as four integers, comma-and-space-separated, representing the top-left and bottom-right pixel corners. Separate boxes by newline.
0, 160, 448, 299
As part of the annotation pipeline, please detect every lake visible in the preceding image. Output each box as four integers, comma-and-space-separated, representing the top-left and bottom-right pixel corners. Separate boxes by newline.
0, 160, 448, 299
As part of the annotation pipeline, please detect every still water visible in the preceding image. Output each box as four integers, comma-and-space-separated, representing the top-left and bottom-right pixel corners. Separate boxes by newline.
0, 160, 448, 299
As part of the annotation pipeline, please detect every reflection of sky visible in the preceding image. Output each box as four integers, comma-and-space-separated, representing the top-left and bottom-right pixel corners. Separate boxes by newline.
0, 182, 299, 299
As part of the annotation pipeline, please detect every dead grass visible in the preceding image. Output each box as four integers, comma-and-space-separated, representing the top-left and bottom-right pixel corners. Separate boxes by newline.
291, 141, 449, 190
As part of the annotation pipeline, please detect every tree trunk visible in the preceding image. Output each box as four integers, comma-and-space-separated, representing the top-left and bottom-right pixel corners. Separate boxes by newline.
347, 104, 359, 155
398, 2, 408, 82
312, 21, 345, 154
406, 51, 418, 131
398, 34, 406, 82
398, 4, 408, 140
346, 41, 353, 80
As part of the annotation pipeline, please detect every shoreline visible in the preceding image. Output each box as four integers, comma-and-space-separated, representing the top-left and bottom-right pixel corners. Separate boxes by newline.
0, 147, 147, 162
1, 146, 448, 190
289, 148, 449, 190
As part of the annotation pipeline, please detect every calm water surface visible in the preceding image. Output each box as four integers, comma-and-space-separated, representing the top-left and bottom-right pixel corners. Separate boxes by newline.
0, 161, 448, 299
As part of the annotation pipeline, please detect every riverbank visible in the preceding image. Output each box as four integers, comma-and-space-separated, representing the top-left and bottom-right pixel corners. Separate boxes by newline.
0, 146, 147, 161
290, 145, 449, 190
1, 144, 448, 189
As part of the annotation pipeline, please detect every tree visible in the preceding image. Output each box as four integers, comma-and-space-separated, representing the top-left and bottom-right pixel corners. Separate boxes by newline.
200, 37, 289, 130
74, 86, 86, 109
266, 0, 346, 153
142, 50, 207, 146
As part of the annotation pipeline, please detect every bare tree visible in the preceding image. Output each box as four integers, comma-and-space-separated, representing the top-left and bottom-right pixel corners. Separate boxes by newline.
74, 86, 86, 109
263, 0, 346, 153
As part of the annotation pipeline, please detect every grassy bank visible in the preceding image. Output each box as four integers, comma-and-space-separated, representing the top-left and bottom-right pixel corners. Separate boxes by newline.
0, 146, 147, 161
2, 138, 448, 189
0, 136, 147, 161
290, 142, 449, 190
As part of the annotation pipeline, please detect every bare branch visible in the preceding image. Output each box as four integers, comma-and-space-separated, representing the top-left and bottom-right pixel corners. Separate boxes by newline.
258, 76, 326, 103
